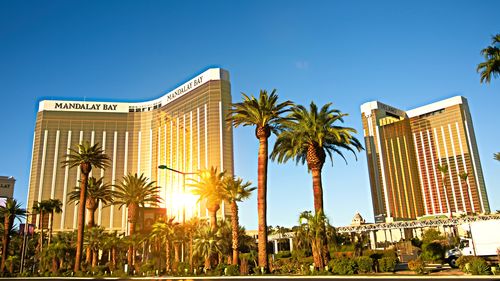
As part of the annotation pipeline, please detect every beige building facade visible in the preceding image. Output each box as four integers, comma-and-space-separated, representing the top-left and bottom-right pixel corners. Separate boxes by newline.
361, 96, 489, 222
28, 68, 233, 232
0, 176, 15, 200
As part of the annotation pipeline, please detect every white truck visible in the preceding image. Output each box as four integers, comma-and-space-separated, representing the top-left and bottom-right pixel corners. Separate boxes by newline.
445, 219, 500, 267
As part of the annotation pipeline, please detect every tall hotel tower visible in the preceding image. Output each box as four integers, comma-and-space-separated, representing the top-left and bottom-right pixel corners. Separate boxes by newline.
28, 68, 233, 232
361, 96, 489, 222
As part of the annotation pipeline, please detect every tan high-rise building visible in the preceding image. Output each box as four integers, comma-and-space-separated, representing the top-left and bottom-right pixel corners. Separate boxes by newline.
361, 96, 489, 222
28, 68, 233, 232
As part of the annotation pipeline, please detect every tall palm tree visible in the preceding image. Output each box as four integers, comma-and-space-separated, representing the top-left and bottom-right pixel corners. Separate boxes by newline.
271, 102, 362, 267
437, 164, 453, 218
477, 34, 500, 84
61, 141, 110, 272
228, 89, 293, 271
189, 167, 225, 230
68, 176, 114, 228
114, 173, 160, 271
494, 152, 500, 162
221, 176, 255, 265
0, 198, 26, 274
271, 102, 363, 213
47, 199, 62, 245
459, 172, 474, 214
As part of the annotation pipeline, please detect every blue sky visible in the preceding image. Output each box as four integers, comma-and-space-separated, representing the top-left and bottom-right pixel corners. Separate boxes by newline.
1, 1, 499, 229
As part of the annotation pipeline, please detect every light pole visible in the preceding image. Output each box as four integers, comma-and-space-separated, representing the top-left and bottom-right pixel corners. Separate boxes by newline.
158, 165, 196, 263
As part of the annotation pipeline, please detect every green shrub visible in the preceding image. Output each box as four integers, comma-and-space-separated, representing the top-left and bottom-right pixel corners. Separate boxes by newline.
456, 256, 474, 271
225, 265, 240, 276
408, 258, 426, 274
378, 256, 397, 272
331, 257, 357, 275
355, 256, 373, 273
421, 242, 445, 263
275, 251, 292, 259
214, 263, 228, 276
468, 257, 490, 275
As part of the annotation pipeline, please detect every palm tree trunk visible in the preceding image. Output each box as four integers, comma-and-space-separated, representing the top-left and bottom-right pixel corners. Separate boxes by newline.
39, 211, 44, 253
257, 136, 269, 272
173, 242, 179, 272
74, 171, 88, 272
311, 168, 324, 212
166, 242, 171, 272
128, 222, 135, 273
189, 234, 194, 272
0, 217, 11, 273
51, 257, 58, 273
92, 249, 97, 267
86, 208, 96, 264
231, 201, 239, 265
311, 167, 330, 266
48, 211, 54, 245
111, 247, 116, 271
208, 208, 218, 231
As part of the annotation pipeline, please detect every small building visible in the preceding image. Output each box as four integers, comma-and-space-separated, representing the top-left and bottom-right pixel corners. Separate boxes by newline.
0, 176, 15, 204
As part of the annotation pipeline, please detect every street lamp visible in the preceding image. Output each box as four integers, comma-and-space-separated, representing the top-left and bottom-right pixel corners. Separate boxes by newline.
158, 165, 197, 263
157, 165, 197, 223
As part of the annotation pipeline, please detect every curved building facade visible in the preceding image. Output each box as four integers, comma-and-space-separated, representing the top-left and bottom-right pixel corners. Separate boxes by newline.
28, 68, 233, 232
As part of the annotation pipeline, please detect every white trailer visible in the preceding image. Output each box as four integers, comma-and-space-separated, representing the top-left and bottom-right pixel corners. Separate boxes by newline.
445, 219, 500, 267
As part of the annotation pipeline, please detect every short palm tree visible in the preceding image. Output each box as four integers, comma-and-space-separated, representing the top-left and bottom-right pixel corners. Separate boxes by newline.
297, 210, 329, 269
221, 176, 255, 265
477, 34, 500, 84
47, 198, 62, 245
189, 167, 225, 230
193, 225, 221, 270
150, 217, 178, 272
114, 173, 160, 271
228, 89, 293, 271
271, 102, 363, 213
84, 226, 105, 267
0, 198, 26, 274
61, 141, 110, 272
184, 217, 204, 271
68, 176, 114, 228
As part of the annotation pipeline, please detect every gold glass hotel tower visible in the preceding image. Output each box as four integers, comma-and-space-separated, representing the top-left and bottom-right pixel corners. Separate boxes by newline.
361, 96, 489, 222
28, 68, 233, 232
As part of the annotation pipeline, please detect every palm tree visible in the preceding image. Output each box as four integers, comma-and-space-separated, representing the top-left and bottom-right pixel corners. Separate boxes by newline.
84, 226, 105, 268
228, 89, 293, 271
32, 200, 51, 253
221, 176, 255, 265
477, 34, 500, 84
47, 199, 62, 245
68, 176, 114, 228
193, 225, 221, 271
114, 173, 160, 271
189, 167, 225, 230
184, 217, 204, 271
297, 210, 329, 269
61, 141, 110, 272
102, 231, 123, 272
459, 172, 474, 214
437, 164, 453, 218
271, 102, 363, 213
150, 217, 178, 273
0, 198, 26, 274
494, 152, 500, 162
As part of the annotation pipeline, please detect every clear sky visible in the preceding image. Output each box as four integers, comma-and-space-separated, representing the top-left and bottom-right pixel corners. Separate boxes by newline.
1, 1, 499, 229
